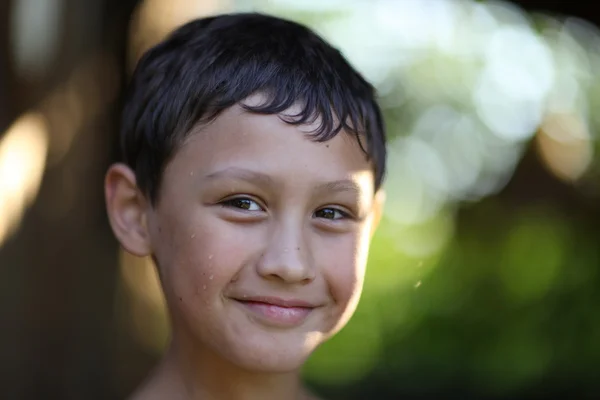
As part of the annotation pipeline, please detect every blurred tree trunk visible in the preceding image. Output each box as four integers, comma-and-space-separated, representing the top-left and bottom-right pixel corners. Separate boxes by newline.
0, 0, 138, 398
0, 0, 14, 129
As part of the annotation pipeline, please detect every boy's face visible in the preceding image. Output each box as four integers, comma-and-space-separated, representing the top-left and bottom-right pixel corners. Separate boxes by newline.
107, 97, 383, 372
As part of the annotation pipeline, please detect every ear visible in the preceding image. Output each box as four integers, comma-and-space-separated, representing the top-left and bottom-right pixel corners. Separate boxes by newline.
370, 189, 386, 238
104, 163, 152, 256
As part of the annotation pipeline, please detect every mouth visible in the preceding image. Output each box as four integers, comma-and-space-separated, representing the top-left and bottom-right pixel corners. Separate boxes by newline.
232, 296, 317, 328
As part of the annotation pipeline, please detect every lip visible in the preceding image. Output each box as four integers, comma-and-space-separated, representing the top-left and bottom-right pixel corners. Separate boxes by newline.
232, 296, 317, 328
235, 296, 316, 308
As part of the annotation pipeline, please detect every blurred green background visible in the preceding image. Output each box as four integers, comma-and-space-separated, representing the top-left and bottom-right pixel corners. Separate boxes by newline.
1, 0, 599, 399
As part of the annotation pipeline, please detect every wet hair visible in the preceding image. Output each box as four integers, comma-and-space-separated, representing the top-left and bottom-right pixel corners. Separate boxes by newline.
120, 12, 387, 204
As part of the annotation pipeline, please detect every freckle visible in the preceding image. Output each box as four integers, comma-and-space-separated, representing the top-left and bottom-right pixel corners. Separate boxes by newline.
209, 275, 213, 280
326, 144, 329, 148
179, 297, 182, 301
296, 247, 300, 251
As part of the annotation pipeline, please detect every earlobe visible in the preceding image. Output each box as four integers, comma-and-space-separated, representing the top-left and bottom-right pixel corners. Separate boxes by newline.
104, 163, 152, 257
370, 189, 386, 237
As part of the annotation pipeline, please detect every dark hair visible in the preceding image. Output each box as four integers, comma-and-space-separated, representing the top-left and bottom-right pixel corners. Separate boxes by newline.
121, 12, 387, 204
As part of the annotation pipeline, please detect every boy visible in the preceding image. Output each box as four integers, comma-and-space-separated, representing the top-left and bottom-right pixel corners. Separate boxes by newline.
105, 12, 387, 400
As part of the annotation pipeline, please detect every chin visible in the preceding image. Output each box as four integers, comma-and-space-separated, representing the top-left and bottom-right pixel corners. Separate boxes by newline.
229, 349, 310, 373
224, 334, 321, 373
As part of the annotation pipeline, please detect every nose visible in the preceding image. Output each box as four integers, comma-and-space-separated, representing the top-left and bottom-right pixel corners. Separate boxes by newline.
256, 220, 315, 284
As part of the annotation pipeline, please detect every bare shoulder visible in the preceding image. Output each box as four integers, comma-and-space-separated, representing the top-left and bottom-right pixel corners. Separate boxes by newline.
126, 386, 157, 400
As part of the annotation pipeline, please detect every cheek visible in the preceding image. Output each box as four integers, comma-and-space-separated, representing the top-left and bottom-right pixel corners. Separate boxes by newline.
154, 214, 256, 307
319, 232, 367, 309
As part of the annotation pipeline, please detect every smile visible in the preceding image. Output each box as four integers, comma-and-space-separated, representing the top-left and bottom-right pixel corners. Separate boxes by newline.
232, 296, 315, 328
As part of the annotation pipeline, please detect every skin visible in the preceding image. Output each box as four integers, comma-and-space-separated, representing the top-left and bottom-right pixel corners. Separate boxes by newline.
105, 97, 384, 400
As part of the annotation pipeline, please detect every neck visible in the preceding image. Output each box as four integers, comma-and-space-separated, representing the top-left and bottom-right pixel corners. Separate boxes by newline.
132, 338, 313, 400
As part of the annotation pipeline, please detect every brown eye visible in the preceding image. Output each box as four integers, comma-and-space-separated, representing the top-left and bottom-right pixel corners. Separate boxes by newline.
314, 207, 348, 220
222, 197, 263, 211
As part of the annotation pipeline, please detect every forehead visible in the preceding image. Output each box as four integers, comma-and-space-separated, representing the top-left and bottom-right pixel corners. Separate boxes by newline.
165, 100, 374, 192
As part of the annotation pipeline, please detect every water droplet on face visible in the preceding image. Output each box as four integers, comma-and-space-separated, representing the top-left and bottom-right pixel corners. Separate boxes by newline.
209, 275, 213, 280
190, 171, 194, 176
283, 248, 288, 253
191, 234, 196, 239
203, 285, 207, 290
208, 254, 213, 260
414, 281, 422, 288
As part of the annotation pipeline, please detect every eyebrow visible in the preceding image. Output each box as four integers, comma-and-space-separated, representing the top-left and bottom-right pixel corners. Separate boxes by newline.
203, 167, 274, 187
203, 167, 364, 197
314, 179, 362, 197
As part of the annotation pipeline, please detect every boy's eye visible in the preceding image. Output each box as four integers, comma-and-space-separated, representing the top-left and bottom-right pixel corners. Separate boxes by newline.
314, 207, 349, 220
222, 197, 263, 211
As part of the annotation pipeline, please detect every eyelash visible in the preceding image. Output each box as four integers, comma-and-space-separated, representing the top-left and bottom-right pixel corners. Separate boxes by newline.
220, 196, 353, 221
220, 196, 264, 212
313, 207, 351, 221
